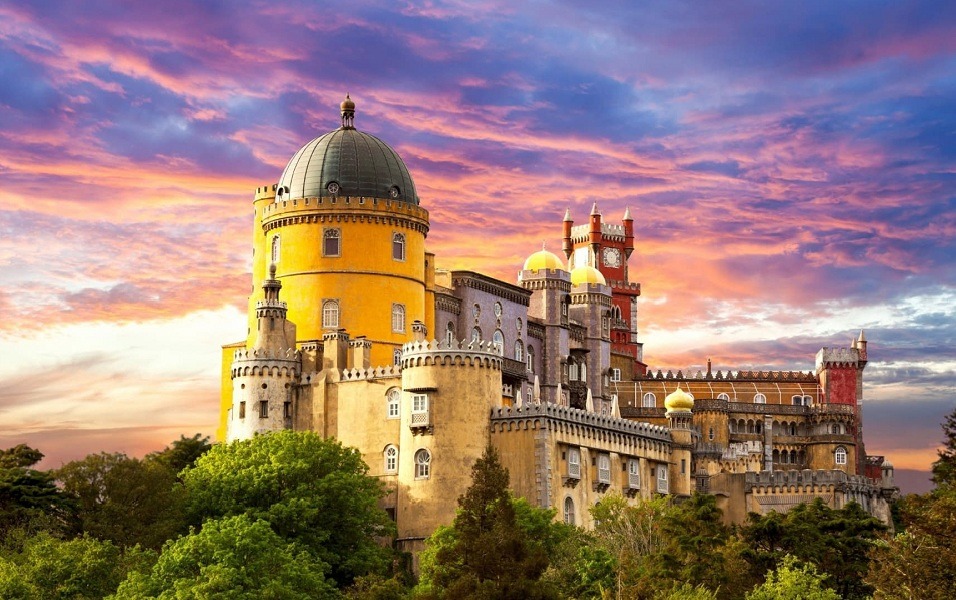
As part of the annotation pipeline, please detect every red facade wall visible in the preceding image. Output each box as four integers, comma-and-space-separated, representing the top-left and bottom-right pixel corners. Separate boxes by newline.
826, 367, 858, 404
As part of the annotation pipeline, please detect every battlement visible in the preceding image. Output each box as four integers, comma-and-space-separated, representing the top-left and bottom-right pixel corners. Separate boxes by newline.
640, 368, 817, 382
255, 183, 278, 200
233, 347, 300, 362
815, 347, 860, 369
745, 469, 876, 492
339, 365, 401, 382
260, 195, 430, 234
256, 299, 288, 310
401, 338, 503, 370
490, 403, 671, 441
570, 223, 626, 240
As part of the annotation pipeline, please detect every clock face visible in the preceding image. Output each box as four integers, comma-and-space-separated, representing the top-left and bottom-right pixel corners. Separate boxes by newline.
603, 247, 622, 268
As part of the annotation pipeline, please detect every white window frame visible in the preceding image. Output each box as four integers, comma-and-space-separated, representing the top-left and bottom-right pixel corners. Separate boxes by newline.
569, 362, 579, 381
386, 389, 400, 419
514, 340, 523, 362
412, 393, 428, 414
492, 329, 504, 355
657, 465, 668, 494
610, 368, 621, 382
526, 346, 534, 373
717, 392, 730, 401
642, 392, 656, 408
392, 304, 406, 333
322, 300, 339, 329
414, 449, 431, 479
567, 447, 581, 479
384, 445, 398, 474
393, 348, 402, 366
628, 458, 640, 489
271, 235, 280, 263
445, 322, 455, 347
598, 454, 611, 484
754, 393, 767, 404
835, 446, 847, 465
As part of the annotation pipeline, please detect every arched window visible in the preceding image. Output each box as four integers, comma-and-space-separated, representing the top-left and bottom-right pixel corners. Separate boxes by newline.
471, 327, 481, 343
803, 395, 813, 406
445, 321, 455, 347
323, 228, 341, 257
717, 393, 730, 401
271, 235, 280, 263
580, 361, 587, 381
792, 395, 803, 405
393, 348, 402, 366
708, 427, 715, 441
414, 449, 431, 479
567, 448, 581, 478
835, 446, 847, 465
384, 445, 398, 474
322, 300, 339, 329
563, 497, 575, 525
392, 232, 406, 261
514, 340, 524, 362
492, 330, 504, 355
386, 389, 400, 419
754, 393, 767, 404
568, 362, 579, 381
832, 423, 843, 435
642, 392, 656, 408
598, 454, 611, 483
526, 346, 535, 373
392, 304, 406, 333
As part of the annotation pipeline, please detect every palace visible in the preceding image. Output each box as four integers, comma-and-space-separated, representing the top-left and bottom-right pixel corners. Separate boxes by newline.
219, 97, 897, 560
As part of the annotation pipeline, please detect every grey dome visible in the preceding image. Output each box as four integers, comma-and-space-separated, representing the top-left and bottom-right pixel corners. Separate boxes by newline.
275, 127, 419, 205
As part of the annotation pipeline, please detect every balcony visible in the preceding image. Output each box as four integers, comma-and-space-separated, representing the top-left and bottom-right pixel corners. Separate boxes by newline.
410, 409, 431, 433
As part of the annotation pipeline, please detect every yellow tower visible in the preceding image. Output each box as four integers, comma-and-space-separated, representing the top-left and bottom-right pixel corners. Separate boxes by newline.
248, 96, 431, 366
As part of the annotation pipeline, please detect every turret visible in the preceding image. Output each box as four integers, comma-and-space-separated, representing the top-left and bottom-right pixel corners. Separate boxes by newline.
664, 387, 694, 496
622, 206, 634, 258
562, 208, 574, 258
588, 203, 602, 265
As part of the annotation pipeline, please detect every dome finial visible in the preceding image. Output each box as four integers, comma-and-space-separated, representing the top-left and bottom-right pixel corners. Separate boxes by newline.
542, 240, 547, 251
340, 94, 355, 129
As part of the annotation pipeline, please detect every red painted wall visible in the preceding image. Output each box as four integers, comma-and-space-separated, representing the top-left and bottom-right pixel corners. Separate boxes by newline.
826, 367, 858, 404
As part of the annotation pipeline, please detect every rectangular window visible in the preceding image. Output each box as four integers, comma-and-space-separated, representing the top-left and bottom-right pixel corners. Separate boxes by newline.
598, 454, 611, 484
323, 228, 341, 257
259, 400, 269, 418
568, 447, 581, 479
657, 465, 669, 494
283, 401, 292, 418
681, 458, 686, 474
628, 459, 640, 489
238, 401, 246, 419
392, 304, 406, 333
410, 394, 429, 427
611, 368, 621, 382
392, 233, 406, 261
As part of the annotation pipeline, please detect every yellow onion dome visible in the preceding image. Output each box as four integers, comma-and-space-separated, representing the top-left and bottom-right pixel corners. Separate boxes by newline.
523, 249, 566, 272
570, 265, 607, 286
664, 387, 694, 412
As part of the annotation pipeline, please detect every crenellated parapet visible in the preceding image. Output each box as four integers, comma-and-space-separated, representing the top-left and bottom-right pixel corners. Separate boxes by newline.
746, 469, 879, 494
815, 347, 861, 370
401, 338, 502, 370
233, 347, 301, 362
518, 271, 572, 291
339, 365, 402, 381
260, 195, 430, 235
490, 403, 671, 441
640, 368, 817, 382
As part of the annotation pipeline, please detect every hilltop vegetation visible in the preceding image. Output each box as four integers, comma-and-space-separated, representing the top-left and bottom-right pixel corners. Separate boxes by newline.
0, 408, 954, 598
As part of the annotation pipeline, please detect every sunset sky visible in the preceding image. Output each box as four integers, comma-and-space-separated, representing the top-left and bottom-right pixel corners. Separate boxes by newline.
0, 1, 953, 493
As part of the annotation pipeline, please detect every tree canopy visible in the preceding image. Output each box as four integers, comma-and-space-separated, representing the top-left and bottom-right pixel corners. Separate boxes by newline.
0, 445, 72, 536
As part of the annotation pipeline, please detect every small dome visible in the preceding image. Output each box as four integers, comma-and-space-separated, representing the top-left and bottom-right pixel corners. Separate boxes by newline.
570, 265, 607, 286
664, 387, 694, 412
523, 249, 566, 272
340, 94, 355, 112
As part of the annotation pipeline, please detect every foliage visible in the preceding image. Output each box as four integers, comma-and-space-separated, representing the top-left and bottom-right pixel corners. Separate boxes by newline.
866, 486, 956, 599
0, 445, 73, 537
344, 574, 409, 600
182, 430, 394, 588
421, 445, 553, 599
739, 498, 884, 598
745, 555, 839, 600
931, 405, 956, 486
0, 532, 153, 599
112, 514, 337, 599
56, 452, 187, 549
147, 433, 212, 477
654, 583, 718, 600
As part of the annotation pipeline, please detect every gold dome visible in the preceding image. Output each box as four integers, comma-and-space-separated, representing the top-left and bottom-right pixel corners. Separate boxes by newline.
570, 265, 607, 286
523, 249, 566, 272
664, 387, 694, 412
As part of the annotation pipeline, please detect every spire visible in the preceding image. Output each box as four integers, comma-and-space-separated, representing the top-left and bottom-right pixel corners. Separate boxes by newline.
623, 206, 632, 221
590, 202, 600, 216
563, 207, 573, 222
858, 329, 866, 343
340, 94, 355, 129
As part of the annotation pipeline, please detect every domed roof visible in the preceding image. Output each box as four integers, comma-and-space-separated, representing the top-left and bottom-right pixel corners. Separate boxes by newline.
664, 387, 694, 413
523, 248, 566, 272
275, 97, 419, 205
570, 265, 607, 286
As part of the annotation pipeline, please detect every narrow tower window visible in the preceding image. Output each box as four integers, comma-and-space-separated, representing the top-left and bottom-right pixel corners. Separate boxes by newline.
323, 228, 341, 257
392, 232, 406, 261
322, 300, 339, 329
563, 497, 575, 525
392, 304, 406, 333
526, 346, 535, 373
271, 235, 280, 263
514, 340, 524, 362
445, 321, 455, 347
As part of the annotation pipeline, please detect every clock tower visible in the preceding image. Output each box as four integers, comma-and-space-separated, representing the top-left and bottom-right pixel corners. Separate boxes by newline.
563, 204, 646, 377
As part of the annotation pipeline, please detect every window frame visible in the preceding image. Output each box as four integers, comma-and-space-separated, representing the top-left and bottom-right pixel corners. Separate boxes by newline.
414, 449, 431, 479
322, 299, 339, 329
610, 368, 622, 382
628, 458, 641, 489
754, 393, 767, 404
271, 234, 280, 264
567, 447, 581, 479
835, 446, 847, 465
392, 232, 406, 261
384, 445, 398, 474
392, 303, 406, 333
323, 227, 341, 257
598, 454, 611, 484
563, 497, 575, 525
642, 392, 656, 408
386, 389, 400, 419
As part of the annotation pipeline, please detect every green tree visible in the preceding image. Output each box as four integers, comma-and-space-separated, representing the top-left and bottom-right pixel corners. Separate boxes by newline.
182, 431, 394, 588
113, 514, 337, 599
745, 555, 839, 600
147, 433, 212, 477
0, 532, 152, 599
56, 452, 187, 549
866, 486, 956, 599
0, 445, 73, 536
422, 445, 553, 599
931, 405, 956, 486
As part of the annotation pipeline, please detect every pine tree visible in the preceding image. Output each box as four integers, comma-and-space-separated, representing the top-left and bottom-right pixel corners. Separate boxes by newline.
931, 406, 956, 486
